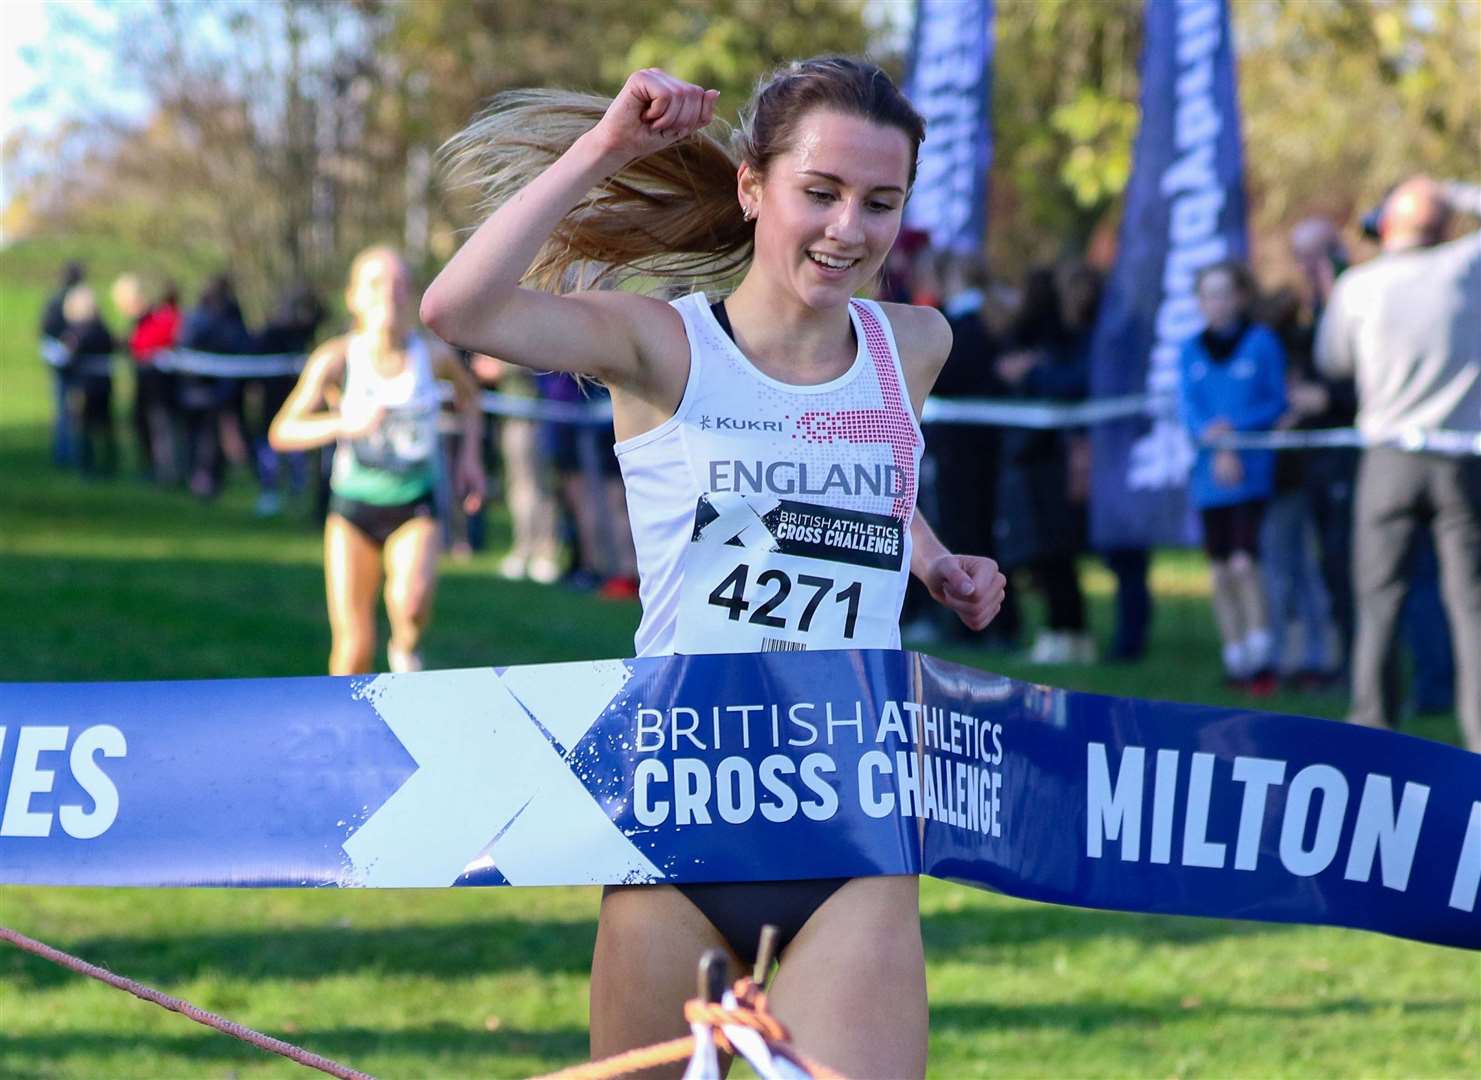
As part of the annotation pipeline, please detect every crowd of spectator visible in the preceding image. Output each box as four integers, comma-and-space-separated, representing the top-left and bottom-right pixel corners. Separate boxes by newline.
41, 266, 323, 511
892, 175, 1477, 750
38, 265, 639, 600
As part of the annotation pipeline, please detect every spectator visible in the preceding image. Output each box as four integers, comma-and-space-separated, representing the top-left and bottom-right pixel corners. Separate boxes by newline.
249, 284, 324, 515
129, 282, 183, 486
892, 242, 947, 642
435, 350, 482, 559
112, 274, 158, 481
1178, 260, 1287, 693
540, 372, 640, 599
1283, 218, 1361, 676
920, 250, 1017, 646
994, 264, 1096, 664
460, 353, 499, 557
879, 228, 930, 305
1289, 217, 1348, 317
1100, 546, 1152, 664
1259, 286, 1339, 686
473, 355, 562, 582
59, 284, 119, 477
1287, 216, 1454, 701
1403, 536, 1458, 716
1316, 176, 1481, 750
178, 275, 255, 498
1068, 257, 1157, 665
40, 262, 85, 467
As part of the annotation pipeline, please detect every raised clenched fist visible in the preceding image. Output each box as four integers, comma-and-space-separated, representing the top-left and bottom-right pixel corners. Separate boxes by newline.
589, 68, 720, 166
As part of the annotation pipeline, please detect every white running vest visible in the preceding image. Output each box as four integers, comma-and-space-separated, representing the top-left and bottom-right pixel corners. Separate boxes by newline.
330, 333, 442, 499
616, 292, 923, 657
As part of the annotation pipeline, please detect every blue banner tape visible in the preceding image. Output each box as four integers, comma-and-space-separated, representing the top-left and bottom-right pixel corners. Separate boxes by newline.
1, 651, 1476, 950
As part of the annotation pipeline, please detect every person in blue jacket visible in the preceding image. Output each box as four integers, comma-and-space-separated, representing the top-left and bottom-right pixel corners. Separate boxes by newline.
1179, 260, 1287, 692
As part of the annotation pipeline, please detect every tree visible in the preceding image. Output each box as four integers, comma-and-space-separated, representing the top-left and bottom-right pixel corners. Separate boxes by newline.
1236, 0, 1481, 267
383, 0, 874, 267
13, 0, 1475, 303
8, 0, 399, 317
985, 0, 1481, 278
615, 0, 876, 109
988, 0, 1144, 269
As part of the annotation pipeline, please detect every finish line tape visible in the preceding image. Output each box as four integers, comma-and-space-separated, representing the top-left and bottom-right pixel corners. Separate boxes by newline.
2, 650, 1476, 949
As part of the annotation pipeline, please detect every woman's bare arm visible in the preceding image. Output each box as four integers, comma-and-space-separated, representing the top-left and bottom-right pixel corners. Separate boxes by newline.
882, 301, 953, 418
432, 345, 488, 511
267, 338, 354, 452
910, 513, 1006, 632
885, 301, 1007, 630
420, 70, 717, 398
431, 346, 487, 457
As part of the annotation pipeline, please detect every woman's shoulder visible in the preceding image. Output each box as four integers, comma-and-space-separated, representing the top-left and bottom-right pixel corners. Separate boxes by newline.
305, 333, 352, 376
873, 301, 952, 410
568, 288, 688, 349
874, 300, 952, 367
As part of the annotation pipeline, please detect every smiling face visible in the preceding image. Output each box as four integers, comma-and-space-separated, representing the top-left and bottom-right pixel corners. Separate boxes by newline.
740, 108, 912, 310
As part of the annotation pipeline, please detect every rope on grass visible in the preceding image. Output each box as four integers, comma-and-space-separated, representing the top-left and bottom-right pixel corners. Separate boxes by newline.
2, 926, 844, 1080
0, 925, 374, 1080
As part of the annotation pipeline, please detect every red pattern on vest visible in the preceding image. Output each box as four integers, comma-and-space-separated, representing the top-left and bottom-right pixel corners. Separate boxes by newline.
793, 302, 921, 520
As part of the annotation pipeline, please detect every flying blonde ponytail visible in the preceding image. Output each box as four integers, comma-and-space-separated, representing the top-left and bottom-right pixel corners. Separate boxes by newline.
441, 60, 924, 296
440, 89, 754, 294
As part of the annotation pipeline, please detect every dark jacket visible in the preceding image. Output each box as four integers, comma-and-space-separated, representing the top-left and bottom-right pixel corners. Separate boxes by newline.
41, 291, 70, 340
993, 326, 1091, 569
178, 301, 254, 355
928, 301, 1004, 561
63, 319, 115, 361
177, 300, 254, 410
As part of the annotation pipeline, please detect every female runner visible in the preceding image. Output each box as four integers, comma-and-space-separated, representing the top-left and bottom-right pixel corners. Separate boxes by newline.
270, 245, 485, 675
422, 61, 1005, 1076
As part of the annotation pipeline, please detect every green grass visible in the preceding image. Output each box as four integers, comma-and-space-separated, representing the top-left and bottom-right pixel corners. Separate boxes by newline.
1, 260, 1477, 1079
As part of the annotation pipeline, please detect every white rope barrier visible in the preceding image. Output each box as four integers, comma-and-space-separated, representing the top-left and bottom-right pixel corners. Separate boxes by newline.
478, 389, 612, 426
39, 341, 306, 379
1206, 427, 1481, 457
920, 393, 1149, 428
36, 340, 1481, 455
154, 349, 306, 378
39, 338, 112, 378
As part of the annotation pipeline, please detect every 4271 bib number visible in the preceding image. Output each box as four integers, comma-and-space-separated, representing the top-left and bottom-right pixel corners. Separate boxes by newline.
672, 492, 905, 654
707, 564, 862, 640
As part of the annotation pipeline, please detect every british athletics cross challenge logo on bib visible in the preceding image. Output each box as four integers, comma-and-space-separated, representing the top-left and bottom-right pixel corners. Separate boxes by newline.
674, 492, 906, 653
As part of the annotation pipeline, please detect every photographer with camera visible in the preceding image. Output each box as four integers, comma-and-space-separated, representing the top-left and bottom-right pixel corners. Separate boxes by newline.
1316, 177, 1481, 749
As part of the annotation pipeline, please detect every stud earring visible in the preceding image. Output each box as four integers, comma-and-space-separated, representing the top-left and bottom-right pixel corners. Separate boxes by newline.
742, 204, 755, 222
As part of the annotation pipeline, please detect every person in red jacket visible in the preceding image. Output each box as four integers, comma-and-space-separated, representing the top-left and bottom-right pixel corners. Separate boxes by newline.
129, 283, 183, 485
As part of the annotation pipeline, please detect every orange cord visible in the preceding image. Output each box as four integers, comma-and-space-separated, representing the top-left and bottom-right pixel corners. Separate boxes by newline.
529, 1035, 695, 1080
530, 976, 846, 1080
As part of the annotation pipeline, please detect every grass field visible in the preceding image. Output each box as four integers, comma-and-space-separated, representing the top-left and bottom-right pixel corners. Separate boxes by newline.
1, 259, 1476, 1079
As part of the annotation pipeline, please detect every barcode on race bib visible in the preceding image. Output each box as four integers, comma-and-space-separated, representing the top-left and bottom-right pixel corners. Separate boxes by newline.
761, 638, 808, 653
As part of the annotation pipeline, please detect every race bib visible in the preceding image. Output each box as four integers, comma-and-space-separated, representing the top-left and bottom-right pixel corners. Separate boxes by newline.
352, 402, 438, 473
673, 492, 906, 654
